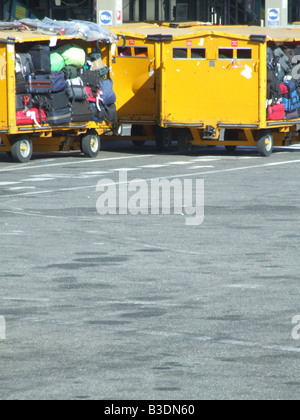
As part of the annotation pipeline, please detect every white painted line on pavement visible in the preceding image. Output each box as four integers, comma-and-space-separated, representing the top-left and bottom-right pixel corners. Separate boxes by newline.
112, 168, 141, 172
188, 165, 215, 169
7, 186, 36, 191
81, 171, 111, 175
0, 154, 155, 173
0, 181, 21, 186
192, 158, 220, 162
1, 158, 300, 199
140, 164, 168, 169
125, 328, 300, 355
21, 178, 55, 182
169, 161, 194, 165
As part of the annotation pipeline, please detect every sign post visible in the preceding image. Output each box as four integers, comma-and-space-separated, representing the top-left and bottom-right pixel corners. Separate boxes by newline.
265, 0, 288, 27
96, 0, 123, 26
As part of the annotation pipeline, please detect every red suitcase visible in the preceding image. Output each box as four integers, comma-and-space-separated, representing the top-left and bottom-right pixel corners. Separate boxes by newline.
16, 108, 46, 126
266, 104, 285, 121
279, 83, 288, 95
85, 86, 101, 103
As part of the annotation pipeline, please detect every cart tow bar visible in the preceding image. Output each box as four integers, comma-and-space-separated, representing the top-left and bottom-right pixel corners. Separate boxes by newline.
203, 125, 216, 140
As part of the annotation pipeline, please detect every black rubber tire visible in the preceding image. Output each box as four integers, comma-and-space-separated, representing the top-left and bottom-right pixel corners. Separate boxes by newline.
81, 132, 100, 158
11, 136, 33, 163
131, 125, 146, 147
224, 129, 238, 153
225, 145, 237, 153
256, 130, 274, 157
132, 140, 146, 147
177, 129, 192, 155
155, 127, 172, 152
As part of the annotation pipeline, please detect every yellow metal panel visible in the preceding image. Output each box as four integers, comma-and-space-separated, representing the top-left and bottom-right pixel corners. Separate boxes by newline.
161, 35, 260, 127
112, 24, 300, 43
0, 44, 8, 129
112, 38, 157, 122
6, 43, 17, 134
258, 43, 267, 128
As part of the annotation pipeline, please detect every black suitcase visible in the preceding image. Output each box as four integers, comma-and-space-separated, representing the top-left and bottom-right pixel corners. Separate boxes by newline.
90, 102, 104, 122
16, 72, 29, 94
67, 77, 88, 101
71, 101, 92, 122
103, 103, 117, 123
46, 107, 72, 125
80, 69, 102, 94
16, 93, 33, 112
33, 90, 70, 112
285, 109, 300, 120
49, 90, 70, 110
28, 44, 51, 74
15, 53, 34, 76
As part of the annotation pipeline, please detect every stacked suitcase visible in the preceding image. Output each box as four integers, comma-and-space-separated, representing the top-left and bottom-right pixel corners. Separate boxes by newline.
15, 43, 117, 127
267, 45, 300, 121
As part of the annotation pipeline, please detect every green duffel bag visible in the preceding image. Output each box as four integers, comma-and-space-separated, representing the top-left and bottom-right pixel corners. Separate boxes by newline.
50, 52, 65, 72
56, 44, 86, 69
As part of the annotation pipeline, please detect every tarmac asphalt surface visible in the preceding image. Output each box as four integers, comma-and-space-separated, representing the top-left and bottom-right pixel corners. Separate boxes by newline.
0, 139, 300, 400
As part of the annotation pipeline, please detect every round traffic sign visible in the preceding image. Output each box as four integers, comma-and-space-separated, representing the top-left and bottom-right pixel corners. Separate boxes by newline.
100, 11, 113, 26
268, 9, 279, 21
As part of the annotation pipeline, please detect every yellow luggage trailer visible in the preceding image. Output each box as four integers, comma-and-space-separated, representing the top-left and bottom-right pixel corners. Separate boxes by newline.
0, 28, 113, 162
110, 24, 158, 143
111, 24, 300, 156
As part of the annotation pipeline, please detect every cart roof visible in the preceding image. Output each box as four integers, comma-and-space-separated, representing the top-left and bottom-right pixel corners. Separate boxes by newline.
0, 29, 83, 43
0, 19, 117, 44
112, 24, 300, 43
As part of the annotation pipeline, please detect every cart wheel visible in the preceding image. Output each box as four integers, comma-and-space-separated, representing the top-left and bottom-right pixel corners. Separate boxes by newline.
131, 125, 144, 136
225, 146, 237, 153
11, 136, 33, 163
256, 130, 274, 157
81, 132, 100, 158
177, 129, 192, 155
131, 125, 146, 147
132, 141, 146, 147
155, 127, 172, 152
224, 130, 238, 153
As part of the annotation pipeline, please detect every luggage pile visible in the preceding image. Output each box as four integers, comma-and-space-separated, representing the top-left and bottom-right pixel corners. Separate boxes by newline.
15, 43, 117, 127
267, 45, 300, 121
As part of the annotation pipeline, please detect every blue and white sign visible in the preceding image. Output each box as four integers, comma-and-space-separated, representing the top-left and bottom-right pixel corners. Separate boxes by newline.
268, 8, 280, 27
99, 10, 113, 26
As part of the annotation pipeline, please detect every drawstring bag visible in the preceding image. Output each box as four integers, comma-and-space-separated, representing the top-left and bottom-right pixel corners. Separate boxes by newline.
50, 52, 65, 72
56, 45, 86, 69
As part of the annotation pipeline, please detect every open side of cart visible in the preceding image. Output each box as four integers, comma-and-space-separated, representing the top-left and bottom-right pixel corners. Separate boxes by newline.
0, 28, 114, 162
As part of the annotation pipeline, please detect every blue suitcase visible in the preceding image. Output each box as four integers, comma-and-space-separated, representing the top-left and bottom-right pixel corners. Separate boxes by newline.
282, 90, 300, 112
26, 75, 52, 94
46, 107, 72, 125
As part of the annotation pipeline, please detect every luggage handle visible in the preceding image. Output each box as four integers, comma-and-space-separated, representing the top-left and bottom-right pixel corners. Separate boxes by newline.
96, 93, 102, 112
119, 35, 126, 49
26, 110, 41, 128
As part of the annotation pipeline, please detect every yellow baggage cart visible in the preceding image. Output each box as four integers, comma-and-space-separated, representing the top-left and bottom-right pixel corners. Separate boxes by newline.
111, 24, 300, 156
112, 23, 180, 150
0, 25, 114, 162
